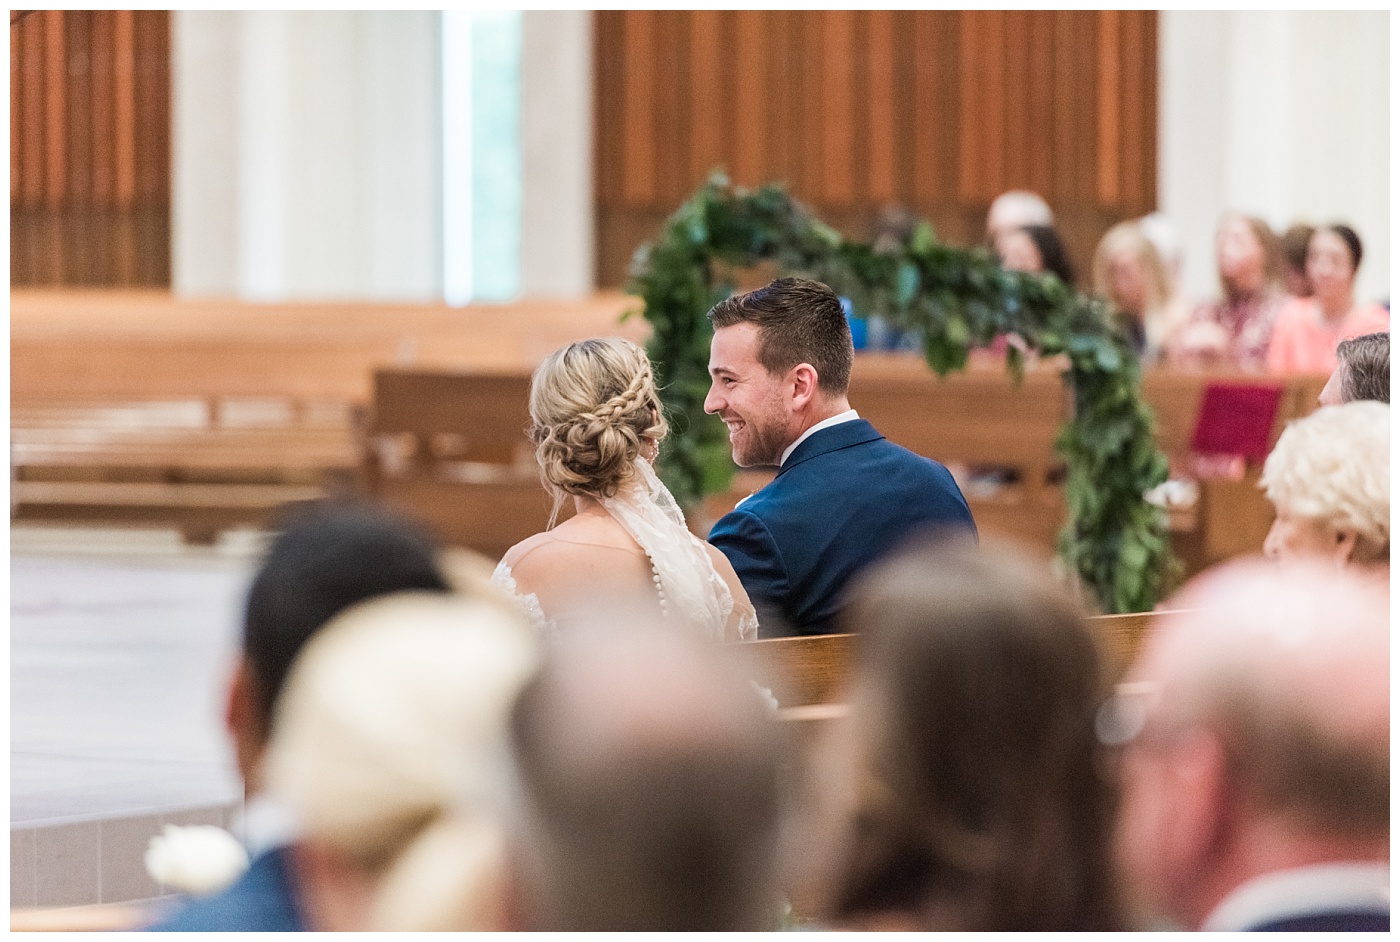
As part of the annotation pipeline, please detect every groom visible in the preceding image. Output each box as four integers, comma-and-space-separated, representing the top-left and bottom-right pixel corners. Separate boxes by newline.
705, 277, 977, 637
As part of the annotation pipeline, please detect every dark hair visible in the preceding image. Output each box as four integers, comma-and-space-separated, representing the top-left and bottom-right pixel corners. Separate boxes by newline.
1019, 225, 1077, 289
1336, 331, 1390, 404
243, 502, 451, 725
1281, 223, 1315, 275
509, 632, 781, 930
708, 277, 854, 394
1316, 223, 1364, 272
823, 540, 1120, 931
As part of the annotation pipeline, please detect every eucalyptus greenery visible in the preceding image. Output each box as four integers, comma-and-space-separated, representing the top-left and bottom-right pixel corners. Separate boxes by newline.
626, 173, 1174, 614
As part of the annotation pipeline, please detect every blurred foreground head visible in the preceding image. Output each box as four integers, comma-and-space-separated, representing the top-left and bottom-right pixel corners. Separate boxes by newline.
1260, 400, 1389, 569
1114, 558, 1389, 930
802, 539, 1119, 931
261, 592, 538, 930
508, 620, 782, 930
232, 503, 451, 790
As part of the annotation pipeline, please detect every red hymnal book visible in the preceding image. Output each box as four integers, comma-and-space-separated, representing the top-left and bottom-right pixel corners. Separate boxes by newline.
1191, 383, 1285, 463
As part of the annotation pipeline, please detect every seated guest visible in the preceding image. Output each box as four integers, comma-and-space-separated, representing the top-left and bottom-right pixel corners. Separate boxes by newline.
507, 620, 782, 931
1259, 400, 1388, 570
1114, 559, 1389, 930
985, 189, 1053, 241
1167, 213, 1284, 371
150, 504, 456, 931
1266, 224, 1389, 374
1092, 221, 1191, 362
257, 592, 537, 931
1280, 222, 1316, 298
994, 223, 1076, 289
793, 540, 1121, 931
1320, 331, 1389, 405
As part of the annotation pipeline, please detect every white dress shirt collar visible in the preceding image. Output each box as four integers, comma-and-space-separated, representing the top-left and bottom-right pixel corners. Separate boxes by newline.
780, 409, 860, 467
1201, 862, 1390, 931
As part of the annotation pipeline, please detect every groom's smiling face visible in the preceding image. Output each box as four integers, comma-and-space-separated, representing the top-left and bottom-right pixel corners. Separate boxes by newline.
705, 322, 800, 468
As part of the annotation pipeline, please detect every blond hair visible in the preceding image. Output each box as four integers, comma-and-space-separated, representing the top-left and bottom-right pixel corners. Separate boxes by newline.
262, 592, 538, 930
529, 338, 667, 508
1260, 401, 1390, 564
1091, 221, 1177, 352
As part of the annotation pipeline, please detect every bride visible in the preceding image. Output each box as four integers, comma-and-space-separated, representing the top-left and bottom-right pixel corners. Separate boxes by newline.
492, 338, 758, 642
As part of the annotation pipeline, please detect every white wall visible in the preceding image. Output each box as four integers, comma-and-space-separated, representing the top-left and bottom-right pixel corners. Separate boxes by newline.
520, 10, 594, 298
1160, 11, 1390, 304
172, 11, 441, 301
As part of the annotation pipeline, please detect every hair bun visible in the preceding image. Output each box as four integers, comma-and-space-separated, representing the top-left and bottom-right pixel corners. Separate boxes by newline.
530, 340, 668, 501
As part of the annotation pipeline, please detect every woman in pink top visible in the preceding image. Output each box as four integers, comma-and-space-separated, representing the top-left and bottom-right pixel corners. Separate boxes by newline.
1266, 224, 1389, 374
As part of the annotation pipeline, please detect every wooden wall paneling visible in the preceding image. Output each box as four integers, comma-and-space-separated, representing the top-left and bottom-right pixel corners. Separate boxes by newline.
1002, 10, 1032, 193
619, 10, 656, 206
43, 10, 66, 209
688, 10, 726, 185
1119, 11, 1146, 216
765, 11, 801, 193
956, 11, 1007, 205
653, 11, 689, 204
592, 12, 618, 208
1095, 10, 1122, 208
730, 10, 766, 186
1026, 12, 1054, 200
593, 10, 1158, 287
91, 11, 116, 208
10, 18, 19, 202
19, 13, 45, 206
819, 11, 858, 207
865, 10, 898, 205
65, 13, 92, 210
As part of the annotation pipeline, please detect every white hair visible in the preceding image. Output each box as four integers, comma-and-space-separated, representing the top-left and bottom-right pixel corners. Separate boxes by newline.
1260, 401, 1390, 563
262, 591, 538, 930
987, 190, 1053, 236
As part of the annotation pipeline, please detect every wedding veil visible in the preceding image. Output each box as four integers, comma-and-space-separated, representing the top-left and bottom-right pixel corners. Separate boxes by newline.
599, 458, 756, 642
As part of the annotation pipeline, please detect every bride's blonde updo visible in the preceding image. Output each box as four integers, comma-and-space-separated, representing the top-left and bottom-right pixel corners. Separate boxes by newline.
529, 338, 668, 502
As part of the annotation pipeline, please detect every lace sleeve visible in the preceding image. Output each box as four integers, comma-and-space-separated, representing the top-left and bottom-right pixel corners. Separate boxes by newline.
729, 596, 759, 642
491, 559, 553, 638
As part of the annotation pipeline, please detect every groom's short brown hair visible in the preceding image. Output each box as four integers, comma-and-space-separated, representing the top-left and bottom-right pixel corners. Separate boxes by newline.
708, 277, 854, 394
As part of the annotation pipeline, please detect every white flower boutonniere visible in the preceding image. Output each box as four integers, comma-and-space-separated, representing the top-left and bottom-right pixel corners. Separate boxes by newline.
145, 824, 250, 896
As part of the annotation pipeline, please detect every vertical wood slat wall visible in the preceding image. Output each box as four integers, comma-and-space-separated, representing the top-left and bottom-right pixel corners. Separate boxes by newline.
10, 10, 170, 287
594, 10, 1157, 289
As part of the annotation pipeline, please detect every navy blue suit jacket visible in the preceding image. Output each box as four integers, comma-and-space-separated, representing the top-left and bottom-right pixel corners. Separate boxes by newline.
148, 846, 305, 932
708, 418, 976, 637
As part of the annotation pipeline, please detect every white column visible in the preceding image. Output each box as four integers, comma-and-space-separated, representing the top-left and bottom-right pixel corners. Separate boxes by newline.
520, 10, 594, 298
171, 11, 442, 301
1159, 11, 1390, 304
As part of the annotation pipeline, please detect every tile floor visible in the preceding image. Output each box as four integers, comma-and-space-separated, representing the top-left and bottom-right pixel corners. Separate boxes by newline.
11, 526, 262, 906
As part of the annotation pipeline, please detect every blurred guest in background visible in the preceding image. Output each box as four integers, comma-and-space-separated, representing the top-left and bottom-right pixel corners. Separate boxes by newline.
507, 622, 781, 931
1138, 211, 1185, 301
151, 504, 456, 931
259, 592, 537, 931
793, 540, 1121, 931
1260, 401, 1389, 571
1092, 221, 1191, 362
1114, 560, 1389, 931
985, 190, 1053, 241
994, 224, 1076, 290
1320, 332, 1389, 406
1280, 223, 1316, 298
1266, 224, 1389, 374
1167, 213, 1284, 371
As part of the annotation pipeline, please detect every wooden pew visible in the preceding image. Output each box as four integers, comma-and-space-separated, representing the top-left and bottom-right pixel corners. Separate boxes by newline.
364, 368, 563, 559
738, 611, 1161, 719
10, 290, 640, 542
11, 901, 158, 932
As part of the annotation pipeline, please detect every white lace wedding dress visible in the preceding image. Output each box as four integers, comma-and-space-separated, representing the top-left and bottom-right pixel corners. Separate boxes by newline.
492, 459, 758, 642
